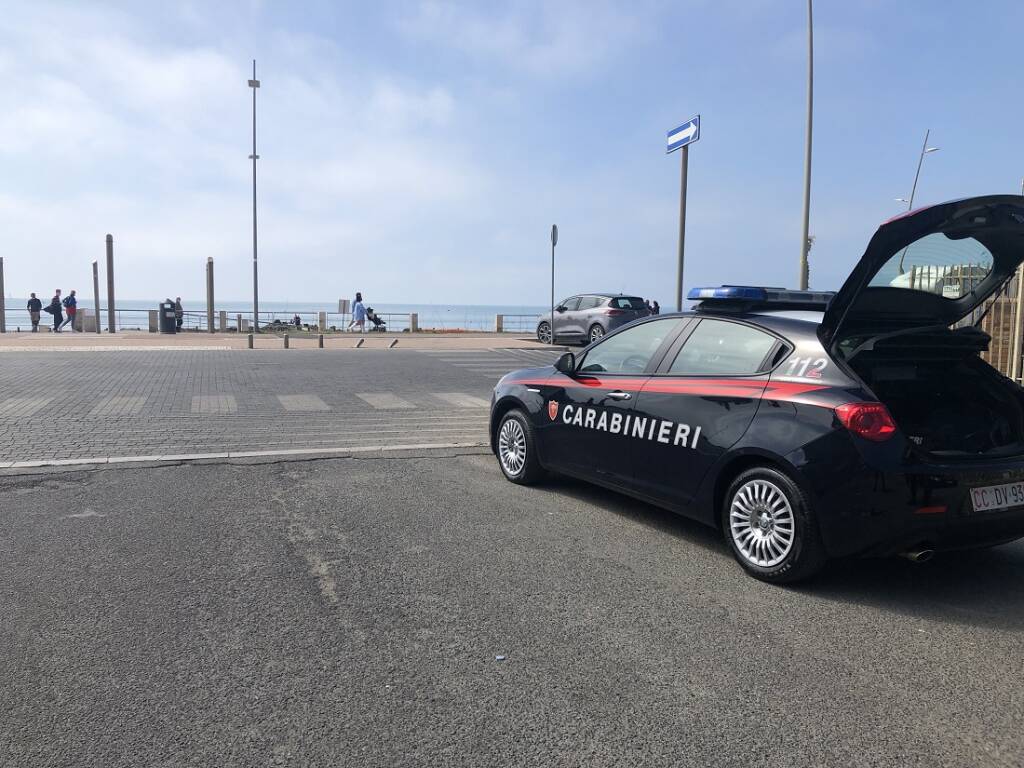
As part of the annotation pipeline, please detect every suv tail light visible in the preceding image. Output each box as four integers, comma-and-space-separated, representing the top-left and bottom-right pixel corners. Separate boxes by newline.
604, 308, 625, 316
835, 402, 897, 442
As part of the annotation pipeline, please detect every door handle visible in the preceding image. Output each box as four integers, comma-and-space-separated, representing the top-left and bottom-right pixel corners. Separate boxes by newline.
607, 391, 632, 400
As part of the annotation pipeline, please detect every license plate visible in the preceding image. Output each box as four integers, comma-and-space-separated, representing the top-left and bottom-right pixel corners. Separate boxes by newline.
970, 481, 1024, 513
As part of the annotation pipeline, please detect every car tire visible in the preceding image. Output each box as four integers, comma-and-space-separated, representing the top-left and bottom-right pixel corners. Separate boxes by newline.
722, 466, 827, 584
496, 409, 544, 485
537, 322, 553, 344
588, 324, 605, 343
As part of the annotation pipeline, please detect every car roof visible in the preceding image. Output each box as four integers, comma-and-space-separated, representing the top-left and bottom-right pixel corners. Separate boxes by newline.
650, 308, 823, 339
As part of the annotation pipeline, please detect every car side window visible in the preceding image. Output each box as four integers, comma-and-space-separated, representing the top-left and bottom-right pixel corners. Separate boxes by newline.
578, 319, 680, 374
576, 296, 602, 310
668, 319, 777, 376
559, 297, 581, 311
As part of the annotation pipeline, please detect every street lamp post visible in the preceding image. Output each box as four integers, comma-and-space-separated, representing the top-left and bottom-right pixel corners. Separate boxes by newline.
248, 60, 261, 332
896, 130, 939, 273
798, 0, 813, 290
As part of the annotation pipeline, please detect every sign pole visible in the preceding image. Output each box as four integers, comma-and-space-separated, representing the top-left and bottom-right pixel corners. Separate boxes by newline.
666, 114, 699, 311
676, 144, 689, 312
92, 261, 101, 334
550, 224, 558, 346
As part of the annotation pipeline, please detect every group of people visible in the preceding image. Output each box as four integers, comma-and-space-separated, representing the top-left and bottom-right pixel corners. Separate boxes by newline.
646, 299, 661, 315
26, 289, 78, 333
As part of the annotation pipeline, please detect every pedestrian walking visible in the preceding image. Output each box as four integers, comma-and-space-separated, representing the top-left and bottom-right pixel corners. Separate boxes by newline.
174, 297, 184, 331
26, 293, 42, 332
347, 292, 366, 332
59, 290, 77, 332
44, 290, 63, 332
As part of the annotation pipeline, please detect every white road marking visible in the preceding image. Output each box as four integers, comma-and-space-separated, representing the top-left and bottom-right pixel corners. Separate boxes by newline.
431, 393, 491, 408
89, 396, 146, 417
356, 392, 415, 409
191, 395, 238, 414
0, 441, 490, 470
277, 394, 330, 412
0, 346, 232, 352
0, 397, 53, 418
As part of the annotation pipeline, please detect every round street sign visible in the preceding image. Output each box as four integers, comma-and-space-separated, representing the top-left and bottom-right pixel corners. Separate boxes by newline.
551, 224, 558, 247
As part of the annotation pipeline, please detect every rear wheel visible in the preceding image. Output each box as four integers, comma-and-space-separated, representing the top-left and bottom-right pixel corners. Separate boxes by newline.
537, 322, 552, 344
496, 409, 544, 484
588, 324, 605, 343
722, 467, 827, 583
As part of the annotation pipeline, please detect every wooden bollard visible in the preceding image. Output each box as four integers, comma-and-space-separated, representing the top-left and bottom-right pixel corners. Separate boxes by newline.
247, 333, 254, 349
355, 338, 364, 348
388, 338, 398, 348
284, 333, 290, 349
318, 334, 324, 349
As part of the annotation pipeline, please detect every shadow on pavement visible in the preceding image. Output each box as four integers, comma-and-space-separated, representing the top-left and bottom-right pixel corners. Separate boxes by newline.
536, 472, 1024, 630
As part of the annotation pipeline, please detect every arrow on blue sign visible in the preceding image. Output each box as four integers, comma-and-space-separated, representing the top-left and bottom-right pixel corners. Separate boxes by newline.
667, 115, 700, 153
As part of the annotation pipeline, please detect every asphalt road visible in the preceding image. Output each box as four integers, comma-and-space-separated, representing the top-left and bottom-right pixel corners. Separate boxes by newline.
3, 452, 1023, 767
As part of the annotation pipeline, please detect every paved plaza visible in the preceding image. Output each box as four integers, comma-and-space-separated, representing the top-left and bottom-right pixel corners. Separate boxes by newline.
0, 345, 562, 468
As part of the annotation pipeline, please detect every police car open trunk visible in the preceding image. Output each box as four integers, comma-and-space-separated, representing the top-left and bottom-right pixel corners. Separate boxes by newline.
822, 195, 1024, 458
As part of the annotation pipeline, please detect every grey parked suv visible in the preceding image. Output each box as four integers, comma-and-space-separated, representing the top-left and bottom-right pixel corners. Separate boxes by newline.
536, 293, 650, 345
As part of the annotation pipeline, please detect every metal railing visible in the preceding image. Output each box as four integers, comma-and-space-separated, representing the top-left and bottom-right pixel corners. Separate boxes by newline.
1, 307, 545, 336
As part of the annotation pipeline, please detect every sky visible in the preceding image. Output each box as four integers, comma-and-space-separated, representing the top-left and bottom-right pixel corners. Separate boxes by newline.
2, 0, 1024, 306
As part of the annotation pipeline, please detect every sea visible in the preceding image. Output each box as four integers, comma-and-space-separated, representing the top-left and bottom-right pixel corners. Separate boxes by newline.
0, 298, 547, 334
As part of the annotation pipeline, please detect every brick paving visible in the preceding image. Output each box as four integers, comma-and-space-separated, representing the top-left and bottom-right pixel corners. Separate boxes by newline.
0, 347, 564, 465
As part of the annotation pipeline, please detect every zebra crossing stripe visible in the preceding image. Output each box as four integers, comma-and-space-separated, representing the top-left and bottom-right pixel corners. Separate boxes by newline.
277, 394, 330, 412
432, 393, 491, 408
356, 393, 415, 409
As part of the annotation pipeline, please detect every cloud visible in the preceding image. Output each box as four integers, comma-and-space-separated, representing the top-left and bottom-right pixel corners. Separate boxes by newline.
397, 0, 651, 77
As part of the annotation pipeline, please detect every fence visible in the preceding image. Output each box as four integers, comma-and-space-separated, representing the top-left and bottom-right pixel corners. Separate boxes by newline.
909, 263, 1024, 382
0, 307, 542, 335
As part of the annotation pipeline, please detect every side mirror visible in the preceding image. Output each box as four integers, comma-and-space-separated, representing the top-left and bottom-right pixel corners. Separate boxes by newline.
554, 352, 576, 376
556, 305, 567, 313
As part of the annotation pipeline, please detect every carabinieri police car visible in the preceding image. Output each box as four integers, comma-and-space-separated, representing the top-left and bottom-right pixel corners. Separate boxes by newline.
490, 195, 1024, 582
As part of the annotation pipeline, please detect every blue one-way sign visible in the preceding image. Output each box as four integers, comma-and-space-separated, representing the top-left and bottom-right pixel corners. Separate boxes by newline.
666, 115, 700, 153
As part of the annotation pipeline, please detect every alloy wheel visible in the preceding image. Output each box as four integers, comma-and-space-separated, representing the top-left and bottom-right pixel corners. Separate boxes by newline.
728, 479, 795, 568
498, 418, 527, 476
589, 325, 604, 342
538, 323, 552, 344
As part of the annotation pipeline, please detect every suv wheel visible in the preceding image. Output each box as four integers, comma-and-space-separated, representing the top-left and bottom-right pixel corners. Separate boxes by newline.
722, 467, 827, 583
588, 324, 605, 343
537, 322, 552, 344
496, 409, 543, 484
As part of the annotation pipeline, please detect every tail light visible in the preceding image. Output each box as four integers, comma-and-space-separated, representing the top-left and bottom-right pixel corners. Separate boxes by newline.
835, 402, 897, 442
604, 308, 625, 316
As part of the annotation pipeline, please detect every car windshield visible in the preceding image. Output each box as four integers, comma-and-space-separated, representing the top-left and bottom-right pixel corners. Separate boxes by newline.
868, 232, 994, 299
610, 296, 646, 310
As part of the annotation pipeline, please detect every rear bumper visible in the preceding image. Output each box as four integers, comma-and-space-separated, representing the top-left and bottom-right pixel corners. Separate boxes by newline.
795, 431, 1024, 557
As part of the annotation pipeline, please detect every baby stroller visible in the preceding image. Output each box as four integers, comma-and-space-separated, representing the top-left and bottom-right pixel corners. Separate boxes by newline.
366, 308, 387, 332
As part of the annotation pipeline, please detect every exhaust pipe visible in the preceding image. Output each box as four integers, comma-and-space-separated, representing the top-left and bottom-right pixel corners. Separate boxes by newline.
899, 548, 935, 563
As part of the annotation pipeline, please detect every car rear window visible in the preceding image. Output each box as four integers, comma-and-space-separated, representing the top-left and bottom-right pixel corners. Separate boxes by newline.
610, 297, 646, 310
867, 232, 994, 299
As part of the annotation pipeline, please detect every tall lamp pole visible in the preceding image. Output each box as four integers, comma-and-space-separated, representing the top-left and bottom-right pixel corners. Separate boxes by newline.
798, 0, 813, 290
248, 60, 261, 332
895, 130, 939, 272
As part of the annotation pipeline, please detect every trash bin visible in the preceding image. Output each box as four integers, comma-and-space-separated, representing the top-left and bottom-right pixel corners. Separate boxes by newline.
159, 301, 177, 334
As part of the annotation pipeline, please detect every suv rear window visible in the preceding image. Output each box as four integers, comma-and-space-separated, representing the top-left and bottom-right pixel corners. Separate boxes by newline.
610, 297, 646, 310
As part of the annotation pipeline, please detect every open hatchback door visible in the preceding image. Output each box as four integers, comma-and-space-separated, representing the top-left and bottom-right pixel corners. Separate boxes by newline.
823, 195, 1024, 459
821, 195, 1024, 346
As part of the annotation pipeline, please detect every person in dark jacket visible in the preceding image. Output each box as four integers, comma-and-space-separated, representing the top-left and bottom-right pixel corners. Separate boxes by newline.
47, 290, 63, 332
652, 300, 660, 315
174, 298, 184, 331
59, 290, 77, 332
26, 293, 42, 332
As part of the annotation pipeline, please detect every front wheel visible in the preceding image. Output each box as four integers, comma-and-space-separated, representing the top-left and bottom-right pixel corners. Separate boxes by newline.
722, 467, 827, 584
496, 409, 544, 485
588, 324, 605, 344
537, 322, 553, 344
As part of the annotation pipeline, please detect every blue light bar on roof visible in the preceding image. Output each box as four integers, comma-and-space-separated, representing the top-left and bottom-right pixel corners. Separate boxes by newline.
687, 286, 767, 301
687, 285, 835, 305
